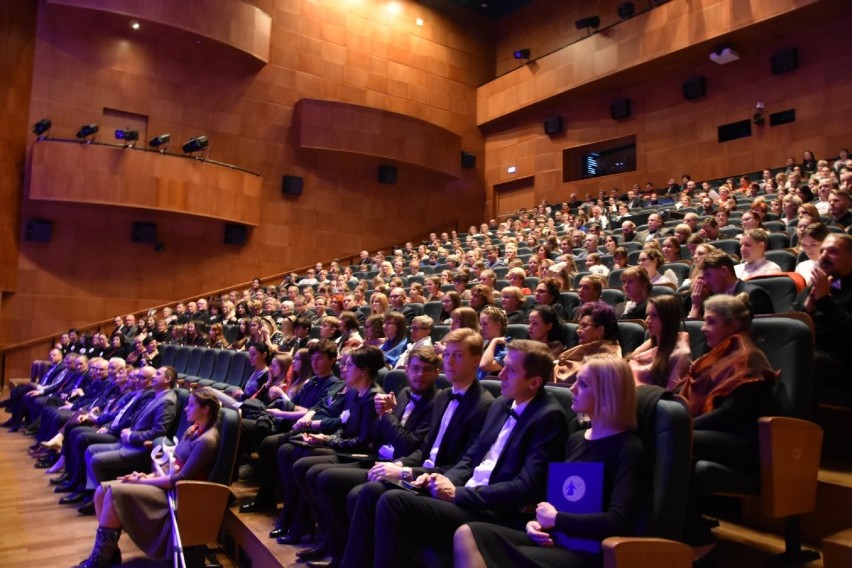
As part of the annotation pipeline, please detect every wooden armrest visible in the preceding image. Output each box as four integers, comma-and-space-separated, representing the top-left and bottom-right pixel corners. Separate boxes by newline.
602, 537, 693, 568
175, 481, 232, 547
757, 416, 823, 518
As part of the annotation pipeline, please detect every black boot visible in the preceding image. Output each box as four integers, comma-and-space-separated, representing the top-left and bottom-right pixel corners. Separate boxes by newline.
76, 526, 121, 568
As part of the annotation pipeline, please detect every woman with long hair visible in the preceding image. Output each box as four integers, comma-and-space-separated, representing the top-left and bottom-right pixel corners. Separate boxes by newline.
380, 311, 409, 368
527, 304, 564, 357
208, 323, 228, 349
455, 355, 644, 568
369, 292, 389, 317
628, 295, 692, 390
637, 248, 675, 288
439, 291, 462, 324
75, 386, 222, 567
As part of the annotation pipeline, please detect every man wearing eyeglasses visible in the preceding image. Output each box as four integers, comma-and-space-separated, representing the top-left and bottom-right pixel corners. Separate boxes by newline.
394, 316, 435, 369
389, 287, 419, 326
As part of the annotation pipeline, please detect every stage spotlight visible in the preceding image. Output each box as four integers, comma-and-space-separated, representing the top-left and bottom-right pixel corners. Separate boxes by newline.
75, 123, 99, 142
148, 133, 171, 151
617, 2, 635, 20
115, 129, 139, 147
575, 15, 600, 33
513, 49, 531, 60
182, 135, 208, 155
32, 119, 52, 139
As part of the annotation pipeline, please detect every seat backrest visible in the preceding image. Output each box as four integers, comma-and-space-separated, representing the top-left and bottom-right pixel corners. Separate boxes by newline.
752, 315, 814, 419
382, 369, 409, 395
196, 348, 218, 380
479, 379, 502, 399
430, 324, 450, 344
746, 275, 798, 313
160, 344, 177, 367
172, 346, 192, 374
407, 303, 424, 318
608, 268, 625, 289
167, 388, 190, 438
765, 250, 797, 272
209, 406, 241, 485
572, 271, 591, 289
225, 351, 250, 387
505, 323, 530, 340
209, 349, 234, 383
183, 348, 205, 377
633, 388, 692, 540
766, 232, 790, 250
524, 276, 540, 291
708, 238, 741, 258
618, 320, 647, 355
560, 291, 580, 315
423, 301, 443, 323
662, 263, 691, 286
559, 322, 579, 349
543, 384, 576, 429
600, 288, 625, 307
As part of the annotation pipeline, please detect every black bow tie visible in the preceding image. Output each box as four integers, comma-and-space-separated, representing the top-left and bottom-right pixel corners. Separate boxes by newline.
448, 392, 464, 403
505, 406, 520, 420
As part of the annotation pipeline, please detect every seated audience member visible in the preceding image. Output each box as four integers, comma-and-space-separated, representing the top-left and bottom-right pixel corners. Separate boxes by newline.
2, 349, 66, 430
794, 234, 852, 405
638, 248, 675, 288
735, 229, 782, 280
616, 267, 652, 320
500, 286, 527, 324
628, 295, 692, 390
673, 223, 693, 245
585, 253, 610, 278
478, 305, 510, 379
534, 277, 568, 321
388, 287, 418, 325
699, 218, 720, 241
637, 213, 668, 242
452, 270, 472, 301
505, 268, 531, 295
527, 305, 565, 357
555, 302, 621, 385
275, 347, 384, 547
80, 366, 178, 514
685, 250, 775, 318
374, 339, 568, 567
306, 347, 441, 565
455, 354, 643, 568
620, 220, 639, 242
439, 292, 462, 324
612, 247, 629, 271
424, 276, 444, 303
570, 275, 605, 320
661, 236, 683, 265
795, 223, 829, 285
679, 295, 776, 474
322, 329, 493, 567
394, 315, 434, 369
469, 284, 495, 314
369, 292, 389, 317
379, 311, 409, 369
828, 188, 852, 229
74, 387, 222, 568
736, 210, 764, 239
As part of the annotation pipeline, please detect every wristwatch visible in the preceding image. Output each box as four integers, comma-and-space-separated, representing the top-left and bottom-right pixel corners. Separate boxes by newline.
400, 467, 413, 481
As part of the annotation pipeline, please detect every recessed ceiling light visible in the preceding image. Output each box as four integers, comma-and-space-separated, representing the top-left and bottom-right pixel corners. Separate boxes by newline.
507, 166, 517, 174
416, 18, 424, 26
130, 21, 140, 30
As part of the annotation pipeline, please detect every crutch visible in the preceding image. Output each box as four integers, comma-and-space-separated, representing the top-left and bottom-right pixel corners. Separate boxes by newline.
152, 440, 185, 568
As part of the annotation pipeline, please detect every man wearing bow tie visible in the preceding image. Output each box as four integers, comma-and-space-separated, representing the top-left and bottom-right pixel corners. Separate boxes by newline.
795, 234, 852, 405
374, 339, 569, 566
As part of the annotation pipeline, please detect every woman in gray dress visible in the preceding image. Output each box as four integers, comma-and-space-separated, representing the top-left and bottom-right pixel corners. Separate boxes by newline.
75, 387, 221, 568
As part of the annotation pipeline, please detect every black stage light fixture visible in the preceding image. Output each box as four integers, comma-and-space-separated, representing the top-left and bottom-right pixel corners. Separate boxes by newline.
575, 16, 600, 32
115, 129, 139, 147
182, 135, 208, 155
149, 133, 171, 151
618, 2, 635, 20
32, 119, 52, 139
513, 49, 531, 60
75, 123, 99, 141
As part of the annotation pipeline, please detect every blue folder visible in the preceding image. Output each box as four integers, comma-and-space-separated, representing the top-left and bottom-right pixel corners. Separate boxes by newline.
547, 461, 605, 554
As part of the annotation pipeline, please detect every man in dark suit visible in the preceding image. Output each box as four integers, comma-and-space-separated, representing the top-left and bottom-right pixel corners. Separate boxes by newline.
373, 339, 569, 567
79, 365, 178, 513
388, 287, 420, 326
3, 349, 66, 430
636, 213, 670, 242
684, 250, 775, 318
793, 234, 852, 405
324, 329, 494, 568
54, 364, 155, 500
302, 347, 442, 565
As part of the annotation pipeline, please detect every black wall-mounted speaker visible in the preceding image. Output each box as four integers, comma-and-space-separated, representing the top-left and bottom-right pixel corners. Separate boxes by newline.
771, 48, 798, 75
224, 224, 248, 246
378, 165, 397, 184
611, 99, 631, 120
461, 151, 476, 169
282, 175, 303, 196
683, 77, 706, 100
131, 222, 157, 244
25, 219, 53, 243
543, 116, 563, 135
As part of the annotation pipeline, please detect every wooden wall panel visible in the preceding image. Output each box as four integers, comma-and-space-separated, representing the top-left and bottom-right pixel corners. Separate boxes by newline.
479, 0, 826, 125
46, 0, 272, 63
1, 0, 493, 360
28, 141, 263, 226
482, 10, 852, 216
0, 0, 36, 293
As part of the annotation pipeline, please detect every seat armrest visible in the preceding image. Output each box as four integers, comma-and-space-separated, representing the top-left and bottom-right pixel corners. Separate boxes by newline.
175, 480, 232, 547
758, 416, 823, 518
602, 537, 693, 568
